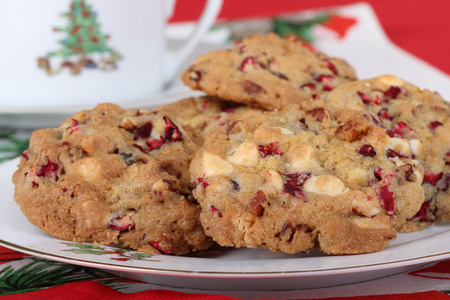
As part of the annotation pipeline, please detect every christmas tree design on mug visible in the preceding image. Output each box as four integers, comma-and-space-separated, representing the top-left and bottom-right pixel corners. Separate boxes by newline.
38, 0, 121, 75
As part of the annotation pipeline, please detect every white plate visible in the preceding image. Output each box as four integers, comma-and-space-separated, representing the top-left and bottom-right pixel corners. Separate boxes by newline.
1, 158, 449, 291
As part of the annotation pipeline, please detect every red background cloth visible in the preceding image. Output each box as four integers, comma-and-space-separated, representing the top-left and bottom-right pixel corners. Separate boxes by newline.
170, 0, 450, 76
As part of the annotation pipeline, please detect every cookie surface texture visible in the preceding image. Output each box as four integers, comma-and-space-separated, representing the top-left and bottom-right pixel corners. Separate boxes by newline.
155, 96, 263, 143
182, 33, 357, 110
13, 103, 213, 255
190, 101, 425, 254
323, 75, 450, 226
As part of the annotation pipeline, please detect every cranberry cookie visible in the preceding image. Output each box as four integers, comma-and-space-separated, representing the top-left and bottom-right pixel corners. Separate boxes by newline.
182, 33, 357, 111
323, 75, 450, 225
13, 103, 213, 255
190, 101, 425, 255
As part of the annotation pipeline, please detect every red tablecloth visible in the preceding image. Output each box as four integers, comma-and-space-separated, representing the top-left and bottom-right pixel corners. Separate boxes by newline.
2, 1, 449, 299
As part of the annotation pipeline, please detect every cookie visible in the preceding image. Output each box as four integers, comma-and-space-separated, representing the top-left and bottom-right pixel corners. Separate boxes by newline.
155, 96, 263, 143
323, 75, 450, 226
13, 103, 213, 255
181, 33, 357, 111
189, 101, 425, 255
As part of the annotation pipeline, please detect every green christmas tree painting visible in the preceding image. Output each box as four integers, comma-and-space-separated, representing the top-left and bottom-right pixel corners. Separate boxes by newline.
38, 0, 121, 75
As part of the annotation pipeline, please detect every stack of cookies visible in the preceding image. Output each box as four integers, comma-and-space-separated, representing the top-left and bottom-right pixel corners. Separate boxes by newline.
13, 33, 450, 256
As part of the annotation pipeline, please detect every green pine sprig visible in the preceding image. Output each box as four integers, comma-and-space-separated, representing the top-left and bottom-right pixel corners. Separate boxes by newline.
273, 14, 329, 42
0, 258, 110, 295
0, 130, 29, 163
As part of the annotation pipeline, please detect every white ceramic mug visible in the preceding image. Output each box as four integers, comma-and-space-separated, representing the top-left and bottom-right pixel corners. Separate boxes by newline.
0, 0, 222, 106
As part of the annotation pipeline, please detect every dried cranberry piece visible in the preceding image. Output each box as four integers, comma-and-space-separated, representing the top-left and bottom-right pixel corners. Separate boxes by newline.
445, 151, 450, 166
377, 174, 396, 215
210, 206, 222, 217
357, 91, 385, 106
374, 166, 383, 181
357, 91, 371, 103
37, 157, 60, 180
150, 237, 173, 254
378, 108, 394, 121
386, 149, 409, 159
316, 75, 334, 91
248, 191, 267, 217
197, 175, 209, 189
401, 164, 415, 182
358, 144, 377, 157
67, 118, 80, 133
429, 121, 443, 132
283, 172, 310, 200
383, 86, 401, 99
316, 74, 334, 82
240, 56, 257, 73
423, 170, 443, 186
387, 121, 415, 138
21, 150, 29, 161
163, 117, 183, 142
259, 142, 282, 158
146, 136, 165, 150
436, 173, 450, 192
133, 122, 152, 140
108, 214, 135, 231
413, 200, 436, 222
30, 179, 38, 187
300, 83, 316, 91
323, 59, 338, 75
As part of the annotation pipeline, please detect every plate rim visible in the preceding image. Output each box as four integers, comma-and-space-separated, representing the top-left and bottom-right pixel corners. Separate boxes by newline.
1, 238, 448, 279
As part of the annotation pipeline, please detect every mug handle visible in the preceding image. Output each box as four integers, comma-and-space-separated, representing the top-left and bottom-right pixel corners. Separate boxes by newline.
164, 0, 223, 85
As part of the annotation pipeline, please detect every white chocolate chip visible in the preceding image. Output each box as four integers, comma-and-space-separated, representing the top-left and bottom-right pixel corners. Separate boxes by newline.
287, 144, 317, 172
412, 161, 424, 183
227, 141, 260, 166
276, 127, 294, 135
387, 138, 412, 157
203, 153, 234, 177
379, 75, 405, 87
152, 180, 167, 191
409, 139, 423, 157
76, 158, 101, 181
352, 198, 381, 217
303, 174, 348, 196
153, 118, 166, 132
265, 170, 283, 192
